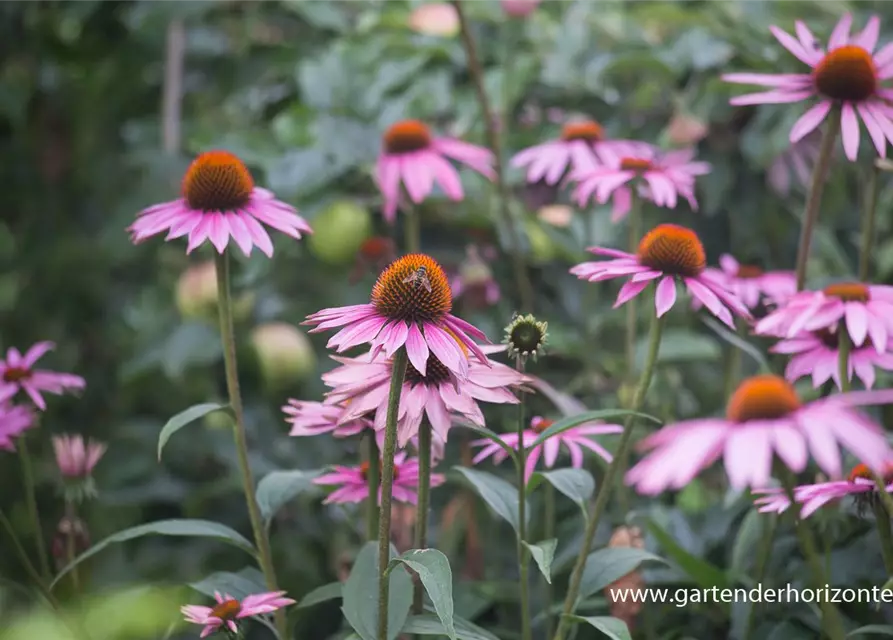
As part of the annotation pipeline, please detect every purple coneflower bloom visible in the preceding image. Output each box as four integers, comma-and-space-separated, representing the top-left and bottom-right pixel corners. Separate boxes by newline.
282, 400, 372, 438
570, 224, 751, 328
724, 13, 893, 160
313, 452, 444, 505
128, 150, 312, 257
0, 404, 33, 451
182, 591, 295, 639
704, 254, 797, 310
0, 342, 85, 410
626, 375, 893, 494
52, 434, 106, 479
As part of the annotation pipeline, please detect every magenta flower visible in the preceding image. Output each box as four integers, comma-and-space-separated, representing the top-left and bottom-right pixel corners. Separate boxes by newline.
128, 150, 312, 257
282, 400, 372, 438
704, 254, 797, 310
313, 452, 445, 505
182, 591, 295, 638
52, 434, 106, 479
570, 146, 709, 222
472, 416, 622, 482
570, 224, 751, 328
323, 345, 525, 449
723, 13, 893, 160
0, 342, 85, 410
376, 120, 494, 223
755, 283, 893, 350
772, 328, 893, 390
304, 253, 489, 381
626, 375, 893, 494
0, 404, 34, 451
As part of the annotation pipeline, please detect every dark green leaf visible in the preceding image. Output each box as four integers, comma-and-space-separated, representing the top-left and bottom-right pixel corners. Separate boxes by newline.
731, 510, 768, 576
343, 541, 412, 640
256, 469, 322, 523
647, 520, 730, 590
848, 626, 893, 637
157, 403, 228, 461
530, 410, 661, 450
388, 549, 456, 640
531, 468, 594, 512
189, 568, 266, 600
579, 548, 668, 600
454, 467, 525, 534
523, 539, 557, 584
566, 615, 632, 640
298, 582, 343, 608
402, 613, 499, 640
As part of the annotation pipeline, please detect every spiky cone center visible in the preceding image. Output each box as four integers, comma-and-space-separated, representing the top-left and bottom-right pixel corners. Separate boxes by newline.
530, 417, 554, 434
360, 460, 397, 482
383, 120, 433, 154
505, 314, 548, 359
404, 354, 453, 387
735, 265, 763, 279
823, 282, 870, 302
561, 121, 604, 142
181, 151, 254, 211
814, 45, 877, 102
619, 157, 652, 172
636, 224, 707, 277
2, 366, 31, 382
726, 375, 802, 422
210, 599, 241, 621
848, 462, 893, 485
371, 253, 452, 322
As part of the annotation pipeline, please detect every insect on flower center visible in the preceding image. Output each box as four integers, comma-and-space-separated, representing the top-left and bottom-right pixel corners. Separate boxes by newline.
561, 121, 604, 142
814, 45, 877, 102
636, 224, 707, 277
2, 366, 31, 383
182, 151, 254, 212
383, 120, 433, 154
735, 265, 763, 279
726, 375, 802, 422
823, 282, 870, 302
619, 157, 652, 172
210, 599, 241, 621
530, 417, 554, 434
371, 253, 452, 322
848, 462, 893, 485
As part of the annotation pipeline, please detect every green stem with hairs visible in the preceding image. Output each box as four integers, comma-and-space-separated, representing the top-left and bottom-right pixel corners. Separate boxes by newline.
543, 482, 556, 639
214, 251, 285, 639
366, 432, 380, 541
859, 165, 880, 282
19, 436, 50, 582
413, 421, 432, 614
552, 312, 664, 640
516, 362, 532, 640
743, 513, 777, 640
794, 113, 840, 291
872, 501, 893, 577
377, 349, 409, 640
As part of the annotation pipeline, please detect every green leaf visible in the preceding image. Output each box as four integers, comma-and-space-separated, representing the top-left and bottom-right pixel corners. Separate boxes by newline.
731, 509, 767, 576
402, 613, 499, 640
635, 328, 720, 367
523, 539, 557, 584
388, 549, 456, 640
566, 615, 632, 640
646, 519, 730, 590
849, 625, 893, 637
531, 468, 594, 513
579, 548, 668, 600
298, 582, 343, 608
701, 316, 771, 373
52, 519, 255, 588
157, 403, 228, 461
189, 567, 266, 600
256, 469, 322, 523
454, 467, 525, 534
530, 410, 661, 450
452, 422, 517, 464
343, 541, 412, 640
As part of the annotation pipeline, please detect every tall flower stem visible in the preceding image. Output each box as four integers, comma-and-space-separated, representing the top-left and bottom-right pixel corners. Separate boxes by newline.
552, 312, 664, 640
19, 436, 50, 581
0, 508, 59, 609
837, 328, 851, 394
377, 349, 409, 640
780, 469, 846, 640
452, 0, 534, 312
413, 421, 433, 613
871, 473, 893, 522
214, 250, 285, 639
404, 200, 421, 254
543, 482, 556, 639
794, 115, 840, 291
872, 501, 893, 577
515, 363, 532, 640
742, 513, 777, 640
625, 197, 641, 380
859, 164, 881, 282
366, 432, 380, 541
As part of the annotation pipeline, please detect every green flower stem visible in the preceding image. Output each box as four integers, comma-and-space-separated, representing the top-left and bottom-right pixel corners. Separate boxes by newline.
742, 513, 777, 640
19, 436, 50, 581
404, 200, 421, 254
65, 502, 81, 594
0, 508, 59, 609
872, 501, 893, 577
366, 432, 380, 541
837, 328, 851, 393
859, 165, 881, 282
625, 196, 641, 384
780, 469, 847, 640
452, 0, 534, 312
543, 482, 556, 639
214, 251, 285, 639
552, 312, 664, 640
794, 114, 840, 291
515, 362, 532, 640
413, 421, 433, 614
377, 348, 409, 640
871, 473, 893, 523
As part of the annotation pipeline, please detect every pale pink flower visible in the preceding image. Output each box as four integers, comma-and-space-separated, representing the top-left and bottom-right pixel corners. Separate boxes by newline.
282, 400, 372, 438
129, 150, 311, 257
724, 13, 893, 160
0, 404, 34, 451
767, 129, 822, 196
181, 591, 295, 639
313, 451, 445, 505
0, 342, 85, 410
626, 375, 893, 494
304, 253, 489, 381
570, 224, 751, 328
471, 416, 622, 482
376, 120, 494, 223
52, 434, 106, 478
704, 254, 797, 310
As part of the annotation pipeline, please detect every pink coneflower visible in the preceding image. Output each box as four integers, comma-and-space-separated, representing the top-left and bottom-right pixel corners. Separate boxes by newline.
767, 129, 822, 196
755, 283, 893, 349
626, 375, 893, 494
0, 342, 85, 411
501, 0, 539, 18
472, 416, 622, 482
451, 245, 500, 309
723, 14, 893, 160
772, 328, 893, 390
755, 462, 893, 518
324, 346, 525, 448
182, 591, 295, 639
570, 146, 710, 222
313, 452, 445, 505
128, 150, 312, 257
282, 400, 372, 438
52, 434, 106, 479
570, 224, 751, 328
706, 254, 797, 310
304, 253, 489, 380
0, 404, 34, 451
376, 120, 494, 223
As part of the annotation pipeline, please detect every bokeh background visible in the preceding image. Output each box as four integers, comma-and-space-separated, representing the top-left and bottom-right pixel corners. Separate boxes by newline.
3, 1, 893, 638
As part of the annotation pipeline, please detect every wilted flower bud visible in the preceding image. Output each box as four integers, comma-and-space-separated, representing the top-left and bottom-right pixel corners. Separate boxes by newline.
52, 515, 90, 569
53, 434, 106, 503
250, 323, 317, 388
501, 0, 539, 18
452, 245, 500, 310
504, 313, 548, 363
605, 526, 646, 629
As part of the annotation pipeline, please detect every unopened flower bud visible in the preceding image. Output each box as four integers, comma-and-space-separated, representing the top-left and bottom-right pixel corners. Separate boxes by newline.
250, 323, 317, 388
504, 313, 548, 363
